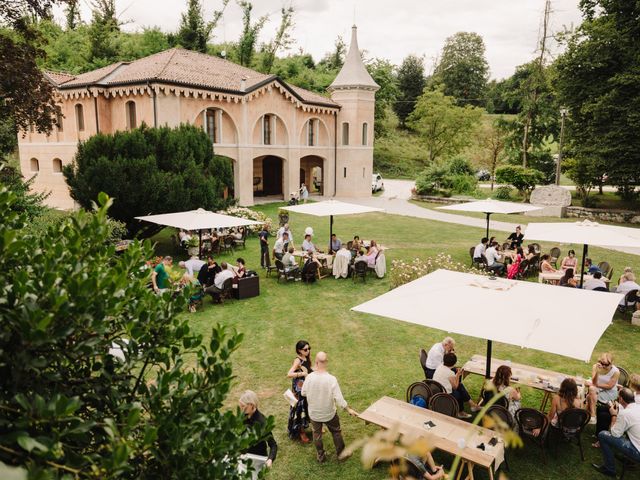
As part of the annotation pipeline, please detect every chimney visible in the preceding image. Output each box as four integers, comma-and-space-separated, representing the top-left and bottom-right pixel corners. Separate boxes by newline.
240, 76, 247, 92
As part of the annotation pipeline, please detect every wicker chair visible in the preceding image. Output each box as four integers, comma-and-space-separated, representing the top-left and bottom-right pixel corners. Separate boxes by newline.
607, 267, 615, 281
406, 381, 432, 405
550, 247, 561, 269
428, 393, 459, 418
233, 228, 247, 249
486, 405, 515, 429
481, 388, 509, 409
621, 289, 639, 314
352, 260, 368, 283
220, 236, 235, 254
598, 261, 611, 277
264, 254, 278, 278
419, 349, 429, 380
424, 379, 447, 396
618, 366, 631, 388
549, 408, 590, 461
302, 261, 318, 284
516, 408, 549, 463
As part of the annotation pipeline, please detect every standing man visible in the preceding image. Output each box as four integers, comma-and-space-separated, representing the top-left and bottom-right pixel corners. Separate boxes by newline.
301, 352, 358, 463
277, 223, 293, 245
425, 337, 455, 379
259, 225, 269, 268
151, 256, 172, 293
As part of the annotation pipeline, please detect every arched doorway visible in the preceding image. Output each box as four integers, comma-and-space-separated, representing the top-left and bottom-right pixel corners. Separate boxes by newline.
300, 155, 325, 195
253, 155, 284, 197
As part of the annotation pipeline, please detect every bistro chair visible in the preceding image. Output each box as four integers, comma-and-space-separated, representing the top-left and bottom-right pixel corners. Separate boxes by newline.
406, 381, 432, 406
549, 247, 561, 268
419, 349, 429, 380
353, 260, 368, 283
423, 379, 447, 396
621, 289, 639, 314
618, 366, 631, 388
607, 267, 615, 281
275, 259, 289, 283
210, 238, 221, 255
302, 262, 318, 284
233, 228, 247, 249
469, 247, 479, 268
598, 261, 611, 277
480, 388, 509, 409
517, 259, 530, 280
549, 408, 590, 461
264, 255, 278, 278
428, 393, 459, 418
485, 404, 515, 472
619, 452, 640, 479
528, 255, 541, 277
593, 286, 609, 292
515, 408, 549, 464
220, 236, 235, 254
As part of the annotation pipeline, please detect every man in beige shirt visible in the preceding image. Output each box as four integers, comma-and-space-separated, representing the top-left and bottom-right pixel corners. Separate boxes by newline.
301, 351, 358, 463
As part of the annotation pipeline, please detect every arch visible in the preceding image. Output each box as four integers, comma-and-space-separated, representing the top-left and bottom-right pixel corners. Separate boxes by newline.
193, 107, 239, 144
300, 155, 326, 195
30, 158, 40, 172
75, 103, 84, 131
52, 158, 63, 173
253, 155, 286, 197
298, 116, 331, 146
251, 113, 289, 146
125, 100, 137, 129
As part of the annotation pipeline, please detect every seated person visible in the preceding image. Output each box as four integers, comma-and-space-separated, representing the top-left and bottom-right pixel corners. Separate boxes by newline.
507, 226, 524, 249
587, 352, 620, 440
204, 261, 234, 297
282, 247, 300, 276
485, 242, 505, 275
433, 353, 479, 419
178, 230, 191, 246
585, 258, 602, 275
533, 378, 583, 436
232, 227, 245, 241
424, 337, 455, 379
301, 234, 317, 253
620, 267, 634, 285
559, 268, 578, 287
525, 244, 536, 261
561, 249, 578, 271
273, 232, 288, 261
364, 240, 379, 267
233, 257, 246, 285
540, 254, 556, 273
328, 234, 342, 254
198, 256, 221, 288
506, 247, 524, 279
616, 272, 640, 307
404, 453, 446, 480
301, 253, 321, 282
487, 365, 522, 417
584, 271, 607, 291
473, 237, 488, 262
351, 235, 362, 255
178, 273, 204, 313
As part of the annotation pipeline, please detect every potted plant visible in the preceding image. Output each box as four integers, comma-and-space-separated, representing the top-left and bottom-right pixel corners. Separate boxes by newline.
186, 236, 199, 256
278, 208, 289, 227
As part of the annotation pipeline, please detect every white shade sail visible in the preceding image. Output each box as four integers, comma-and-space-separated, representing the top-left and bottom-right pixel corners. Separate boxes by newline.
135, 208, 263, 231
525, 220, 640, 249
437, 199, 544, 215
351, 269, 622, 362
282, 200, 383, 217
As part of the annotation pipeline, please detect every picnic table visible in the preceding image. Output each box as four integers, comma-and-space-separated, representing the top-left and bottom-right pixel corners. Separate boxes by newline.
462, 355, 587, 411
538, 271, 610, 284
359, 396, 504, 480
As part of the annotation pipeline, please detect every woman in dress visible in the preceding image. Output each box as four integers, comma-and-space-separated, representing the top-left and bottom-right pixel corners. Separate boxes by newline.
540, 254, 556, 273
491, 365, 521, 417
233, 258, 246, 285
507, 247, 524, 279
587, 352, 621, 445
533, 378, 583, 437
286, 340, 312, 443
525, 244, 536, 261
561, 249, 578, 271
364, 240, 379, 267
300, 183, 309, 203
559, 268, 578, 287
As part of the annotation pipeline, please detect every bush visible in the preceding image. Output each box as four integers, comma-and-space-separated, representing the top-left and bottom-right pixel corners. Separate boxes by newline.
218, 206, 273, 232
390, 253, 486, 289
495, 165, 544, 200
414, 156, 478, 196
493, 185, 513, 200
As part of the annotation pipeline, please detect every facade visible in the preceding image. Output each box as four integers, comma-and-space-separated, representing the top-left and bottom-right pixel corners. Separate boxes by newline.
18, 26, 378, 209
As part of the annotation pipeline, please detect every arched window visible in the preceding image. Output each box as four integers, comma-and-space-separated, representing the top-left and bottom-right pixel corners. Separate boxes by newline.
307, 119, 316, 146
263, 114, 273, 145
30, 158, 39, 172
125, 101, 137, 130
362, 123, 368, 146
342, 122, 349, 146
52, 158, 63, 173
75, 104, 84, 132
203, 108, 220, 144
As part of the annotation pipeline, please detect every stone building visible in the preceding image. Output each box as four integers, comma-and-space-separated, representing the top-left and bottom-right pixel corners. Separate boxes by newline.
18, 26, 378, 209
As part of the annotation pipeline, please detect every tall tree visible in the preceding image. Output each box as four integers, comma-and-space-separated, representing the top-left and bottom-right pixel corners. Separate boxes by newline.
476, 120, 507, 190
366, 58, 398, 136
87, 0, 120, 66
260, 5, 294, 74
236, 1, 267, 67
319, 35, 345, 71
431, 32, 489, 107
555, 0, 640, 199
176, 0, 229, 53
394, 54, 426, 127
64, 0, 81, 30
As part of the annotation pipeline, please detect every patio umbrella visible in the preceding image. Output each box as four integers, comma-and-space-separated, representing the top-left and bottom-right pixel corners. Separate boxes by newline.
136, 208, 263, 257
525, 220, 640, 287
282, 200, 383, 251
437, 199, 544, 238
352, 269, 622, 378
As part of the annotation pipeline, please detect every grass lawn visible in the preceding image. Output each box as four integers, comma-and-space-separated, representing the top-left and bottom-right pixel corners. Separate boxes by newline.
152, 202, 640, 480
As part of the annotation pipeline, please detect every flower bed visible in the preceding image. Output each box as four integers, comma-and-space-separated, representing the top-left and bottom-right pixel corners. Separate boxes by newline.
217, 206, 272, 232
390, 253, 486, 289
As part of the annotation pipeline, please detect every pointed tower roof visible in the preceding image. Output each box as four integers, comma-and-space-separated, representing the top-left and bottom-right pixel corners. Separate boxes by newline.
329, 25, 379, 91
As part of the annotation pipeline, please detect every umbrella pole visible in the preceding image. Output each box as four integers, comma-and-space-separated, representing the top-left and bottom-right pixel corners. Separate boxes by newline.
485, 213, 490, 239
329, 215, 333, 252
198, 230, 202, 258
485, 340, 492, 379
579, 243, 588, 288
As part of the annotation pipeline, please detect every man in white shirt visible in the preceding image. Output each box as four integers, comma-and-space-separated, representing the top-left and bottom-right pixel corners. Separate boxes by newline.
178, 256, 206, 277
273, 232, 289, 260
302, 234, 316, 254
593, 388, 640, 477
281, 247, 299, 277
485, 242, 505, 275
276, 223, 293, 244
616, 272, 640, 307
425, 337, 455, 379
584, 272, 608, 291
301, 352, 358, 463
473, 237, 488, 261
204, 262, 234, 298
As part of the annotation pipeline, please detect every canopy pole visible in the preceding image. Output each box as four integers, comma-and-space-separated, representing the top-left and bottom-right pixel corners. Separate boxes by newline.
485, 213, 491, 239
329, 215, 334, 252
198, 230, 202, 258
485, 340, 492, 379
579, 243, 588, 288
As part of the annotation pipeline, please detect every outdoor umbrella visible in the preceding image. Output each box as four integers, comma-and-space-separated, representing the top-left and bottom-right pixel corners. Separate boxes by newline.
282, 200, 383, 251
437, 199, 544, 238
352, 269, 622, 378
136, 208, 263, 257
525, 220, 640, 287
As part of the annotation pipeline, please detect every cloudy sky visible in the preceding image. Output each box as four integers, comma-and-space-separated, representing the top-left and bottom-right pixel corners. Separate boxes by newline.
66, 0, 584, 80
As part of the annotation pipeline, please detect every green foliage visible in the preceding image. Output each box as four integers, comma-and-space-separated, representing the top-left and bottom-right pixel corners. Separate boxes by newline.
0, 116, 17, 159
0, 164, 47, 220
63, 124, 234, 236
430, 32, 489, 107
260, 5, 295, 74
176, 0, 228, 54
414, 156, 478, 196
493, 185, 513, 200
394, 54, 425, 127
366, 58, 398, 136
0, 190, 267, 478
236, 1, 267, 67
555, 0, 640, 200
562, 157, 603, 207
373, 127, 426, 179
495, 165, 544, 200
407, 89, 483, 164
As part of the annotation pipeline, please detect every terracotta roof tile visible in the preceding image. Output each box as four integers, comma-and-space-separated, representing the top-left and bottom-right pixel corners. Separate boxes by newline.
44, 70, 77, 86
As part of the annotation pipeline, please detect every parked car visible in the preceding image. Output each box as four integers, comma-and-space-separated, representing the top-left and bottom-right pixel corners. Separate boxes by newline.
476, 169, 491, 181
372, 173, 384, 193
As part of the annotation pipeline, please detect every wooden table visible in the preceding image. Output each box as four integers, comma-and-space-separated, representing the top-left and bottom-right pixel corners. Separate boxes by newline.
538, 271, 610, 284
292, 250, 334, 278
462, 355, 587, 411
359, 396, 504, 480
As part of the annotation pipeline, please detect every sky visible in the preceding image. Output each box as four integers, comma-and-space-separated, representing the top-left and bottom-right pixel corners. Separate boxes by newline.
64, 0, 584, 80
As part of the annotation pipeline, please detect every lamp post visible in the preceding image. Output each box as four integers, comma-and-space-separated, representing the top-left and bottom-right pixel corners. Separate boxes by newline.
555, 107, 568, 186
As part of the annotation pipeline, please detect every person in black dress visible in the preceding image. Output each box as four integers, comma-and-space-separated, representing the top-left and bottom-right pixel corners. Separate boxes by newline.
507, 226, 524, 249
239, 390, 277, 470
287, 340, 313, 442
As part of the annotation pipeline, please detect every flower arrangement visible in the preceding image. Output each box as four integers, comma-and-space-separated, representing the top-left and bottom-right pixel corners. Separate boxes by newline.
217, 206, 272, 232
390, 253, 487, 289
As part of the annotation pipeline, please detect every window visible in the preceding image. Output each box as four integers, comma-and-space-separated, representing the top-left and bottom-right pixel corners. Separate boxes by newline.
363, 167, 365, 178
362, 123, 368, 146
263, 115, 272, 145
125, 101, 137, 130
52, 158, 63, 173
342, 122, 349, 146
75, 104, 84, 132
307, 119, 315, 146
204, 108, 218, 144
56, 111, 63, 132
30, 158, 39, 172
29, 124, 35, 133
343, 167, 347, 178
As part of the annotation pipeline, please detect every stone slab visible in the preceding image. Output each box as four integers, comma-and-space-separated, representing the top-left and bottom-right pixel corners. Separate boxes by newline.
530, 185, 572, 207
525, 205, 566, 217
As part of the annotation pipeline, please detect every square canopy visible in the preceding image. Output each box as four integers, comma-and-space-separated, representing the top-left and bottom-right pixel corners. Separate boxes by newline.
135, 208, 263, 231
351, 269, 622, 362
525, 220, 640, 249
282, 200, 383, 217
437, 199, 544, 215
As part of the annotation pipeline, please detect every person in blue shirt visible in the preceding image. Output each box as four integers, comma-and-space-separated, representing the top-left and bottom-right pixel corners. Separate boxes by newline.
585, 258, 602, 275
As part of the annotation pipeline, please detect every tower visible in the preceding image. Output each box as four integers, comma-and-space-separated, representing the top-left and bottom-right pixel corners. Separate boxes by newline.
328, 25, 379, 197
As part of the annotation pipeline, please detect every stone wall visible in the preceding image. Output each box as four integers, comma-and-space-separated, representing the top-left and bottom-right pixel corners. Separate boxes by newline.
566, 206, 640, 224
410, 195, 473, 205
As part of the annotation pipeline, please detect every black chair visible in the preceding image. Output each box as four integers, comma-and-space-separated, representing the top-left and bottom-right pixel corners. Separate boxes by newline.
486, 405, 515, 429
517, 259, 530, 280
210, 238, 221, 255
210, 277, 234, 304
598, 261, 611, 277
621, 289, 639, 314
549, 408, 590, 461
607, 267, 615, 281
264, 255, 278, 278
424, 379, 447, 396
550, 247, 561, 269
619, 452, 640, 479
220, 236, 235, 254
528, 255, 541, 277
593, 286, 609, 292
406, 381, 432, 405
275, 259, 293, 283
419, 349, 429, 380
470, 247, 483, 269
352, 260, 367, 283
233, 228, 247, 249
302, 261, 318, 283
481, 388, 509, 409
428, 392, 459, 418
618, 366, 631, 388
516, 408, 549, 464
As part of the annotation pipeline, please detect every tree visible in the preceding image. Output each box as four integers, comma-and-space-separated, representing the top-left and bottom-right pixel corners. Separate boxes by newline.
476, 120, 507, 190
407, 89, 483, 165
495, 165, 544, 201
319, 35, 345, 71
260, 5, 294, 74
87, 0, 120, 66
562, 156, 603, 207
236, 1, 267, 67
431, 32, 489, 107
63, 124, 234, 236
0, 163, 47, 219
176, 0, 229, 53
394, 54, 425, 127
366, 58, 398, 136
555, 0, 640, 200
64, 0, 81, 30
0, 188, 268, 478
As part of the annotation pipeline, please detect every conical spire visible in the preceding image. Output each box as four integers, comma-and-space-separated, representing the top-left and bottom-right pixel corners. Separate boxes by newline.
329, 25, 379, 91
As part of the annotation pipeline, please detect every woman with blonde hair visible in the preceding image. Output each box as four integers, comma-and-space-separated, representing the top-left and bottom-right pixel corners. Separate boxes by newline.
586, 352, 620, 446
239, 390, 277, 470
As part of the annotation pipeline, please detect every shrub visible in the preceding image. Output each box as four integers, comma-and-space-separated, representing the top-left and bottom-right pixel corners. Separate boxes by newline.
390, 253, 486, 289
495, 165, 544, 200
218, 206, 272, 232
493, 185, 513, 200
415, 164, 449, 195
414, 156, 478, 196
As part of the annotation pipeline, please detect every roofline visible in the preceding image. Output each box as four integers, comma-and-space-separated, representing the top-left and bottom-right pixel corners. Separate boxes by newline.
57, 75, 341, 110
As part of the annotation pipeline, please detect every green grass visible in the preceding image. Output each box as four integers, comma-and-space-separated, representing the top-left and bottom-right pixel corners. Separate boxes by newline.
571, 191, 640, 211
152, 202, 640, 480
